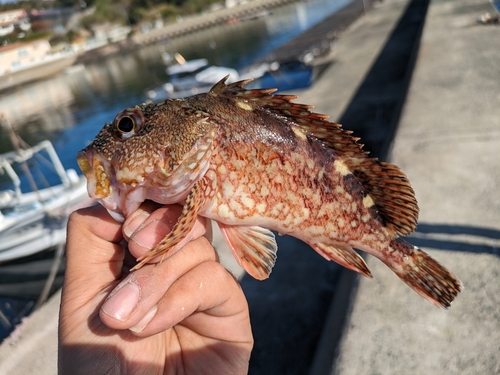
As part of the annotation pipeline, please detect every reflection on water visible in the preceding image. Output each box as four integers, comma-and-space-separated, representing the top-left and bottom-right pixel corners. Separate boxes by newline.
0, 79, 74, 127
0, 0, 349, 175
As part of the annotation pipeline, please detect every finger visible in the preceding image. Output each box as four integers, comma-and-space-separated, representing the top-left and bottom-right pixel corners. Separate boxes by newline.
123, 203, 211, 260
132, 260, 249, 341
100, 236, 218, 329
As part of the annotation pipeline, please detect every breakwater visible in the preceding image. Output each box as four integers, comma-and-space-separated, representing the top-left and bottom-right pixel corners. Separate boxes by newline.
132, 0, 298, 45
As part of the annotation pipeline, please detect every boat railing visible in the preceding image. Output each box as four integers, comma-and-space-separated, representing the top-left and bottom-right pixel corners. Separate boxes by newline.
0, 140, 74, 206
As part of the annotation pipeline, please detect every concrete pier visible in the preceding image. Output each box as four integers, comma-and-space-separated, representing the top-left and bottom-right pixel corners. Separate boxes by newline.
306, 0, 500, 374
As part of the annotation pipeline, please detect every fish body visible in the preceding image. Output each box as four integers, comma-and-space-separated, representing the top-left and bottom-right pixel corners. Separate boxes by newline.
77, 78, 462, 308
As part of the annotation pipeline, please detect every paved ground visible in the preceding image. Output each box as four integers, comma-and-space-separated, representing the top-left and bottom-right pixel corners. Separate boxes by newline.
1, 0, 499, 374
324, 0, 500, 374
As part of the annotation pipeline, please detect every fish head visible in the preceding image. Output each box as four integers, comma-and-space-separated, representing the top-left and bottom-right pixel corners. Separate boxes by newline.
77, 101, 217, 221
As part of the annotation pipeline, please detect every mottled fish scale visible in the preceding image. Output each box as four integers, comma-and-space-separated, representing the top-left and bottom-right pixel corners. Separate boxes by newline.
211, 79, 418, 236
204, 140, 382, 280
77, 77, 462, 309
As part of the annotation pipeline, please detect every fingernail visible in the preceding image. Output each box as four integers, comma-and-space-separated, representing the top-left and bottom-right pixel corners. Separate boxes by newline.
101, 282, 140, 321
129, 305, 157, 333
123, 210, 150, 238
129, 221, 160, 250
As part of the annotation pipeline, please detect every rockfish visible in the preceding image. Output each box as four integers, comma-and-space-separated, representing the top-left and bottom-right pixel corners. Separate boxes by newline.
77, 78, 462, 308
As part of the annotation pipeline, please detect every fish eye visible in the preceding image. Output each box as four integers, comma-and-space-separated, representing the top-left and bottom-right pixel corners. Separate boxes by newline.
117, 116, 135, 133
113, 110, 144, 138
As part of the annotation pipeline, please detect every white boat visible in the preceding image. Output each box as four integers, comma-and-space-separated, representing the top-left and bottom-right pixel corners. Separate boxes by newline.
147, 57, 240, 100
0, 140, 93, 263
167, 58, 239, 90
0, 51, 77, 92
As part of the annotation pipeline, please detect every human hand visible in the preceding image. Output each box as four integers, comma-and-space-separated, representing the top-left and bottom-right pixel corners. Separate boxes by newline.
59, 203, 253, 375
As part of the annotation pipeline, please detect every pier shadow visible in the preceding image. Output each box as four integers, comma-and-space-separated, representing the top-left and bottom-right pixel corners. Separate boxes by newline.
337, 0, 430, 160
241, 236, 342, 375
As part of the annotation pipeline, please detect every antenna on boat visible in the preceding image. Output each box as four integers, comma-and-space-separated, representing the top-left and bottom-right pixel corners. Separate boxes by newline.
1, 112, 32, 152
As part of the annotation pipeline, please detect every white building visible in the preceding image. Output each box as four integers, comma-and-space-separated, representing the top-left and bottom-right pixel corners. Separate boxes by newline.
0, 9, 31, 37
0, 40, 51, 74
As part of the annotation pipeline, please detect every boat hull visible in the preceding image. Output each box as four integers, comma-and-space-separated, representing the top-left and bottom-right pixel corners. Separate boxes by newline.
0, 55, 77, 92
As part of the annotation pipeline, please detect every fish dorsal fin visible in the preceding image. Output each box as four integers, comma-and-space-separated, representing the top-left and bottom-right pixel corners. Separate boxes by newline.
347, 159, 419, 236
210, 78, 419, 236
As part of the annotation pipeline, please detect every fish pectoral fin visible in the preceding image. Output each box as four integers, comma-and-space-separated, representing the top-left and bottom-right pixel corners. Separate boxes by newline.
218, 223, 277, 280
313, 242, 372, 278
131, 183, 203, 270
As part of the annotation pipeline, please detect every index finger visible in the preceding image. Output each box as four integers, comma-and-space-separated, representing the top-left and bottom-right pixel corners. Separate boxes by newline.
123, 202, 212, 261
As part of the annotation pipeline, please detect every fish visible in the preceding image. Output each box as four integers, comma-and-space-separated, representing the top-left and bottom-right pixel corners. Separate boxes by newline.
77, 77, 462, 308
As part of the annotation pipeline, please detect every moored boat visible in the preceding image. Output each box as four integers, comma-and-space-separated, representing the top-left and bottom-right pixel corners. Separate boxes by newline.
0, 40, 77, 92
147, 55, 240, 100
0, 139, 93, 263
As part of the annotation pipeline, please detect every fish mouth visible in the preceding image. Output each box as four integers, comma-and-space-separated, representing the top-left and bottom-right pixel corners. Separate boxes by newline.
77, 148, 113, 199
76, 149, 93, 178
77, 148, 127, 222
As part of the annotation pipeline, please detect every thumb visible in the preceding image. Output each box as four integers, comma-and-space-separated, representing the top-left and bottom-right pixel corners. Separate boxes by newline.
63, 205, 124, 307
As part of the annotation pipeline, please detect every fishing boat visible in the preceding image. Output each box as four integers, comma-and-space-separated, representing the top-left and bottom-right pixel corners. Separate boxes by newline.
0, 139, 92, 263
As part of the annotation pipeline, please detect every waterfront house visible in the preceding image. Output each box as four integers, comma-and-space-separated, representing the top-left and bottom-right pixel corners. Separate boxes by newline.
0, 40, 51, 75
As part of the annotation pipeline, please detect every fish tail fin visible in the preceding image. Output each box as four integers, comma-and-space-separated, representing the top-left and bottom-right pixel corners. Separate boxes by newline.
385, 238, 463, 308
313, 242, 372, 278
